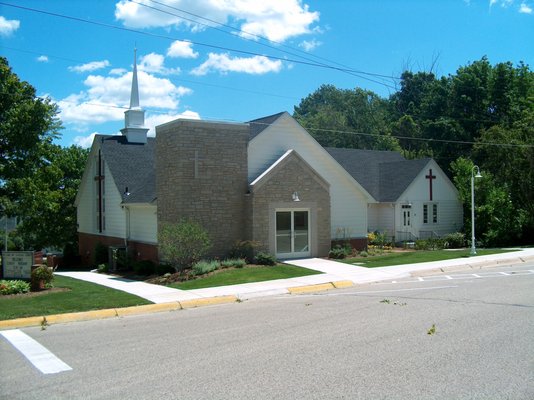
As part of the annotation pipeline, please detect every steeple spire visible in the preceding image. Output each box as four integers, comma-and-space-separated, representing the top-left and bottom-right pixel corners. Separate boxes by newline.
130, 48, 140, 109
121, 48, 149, 143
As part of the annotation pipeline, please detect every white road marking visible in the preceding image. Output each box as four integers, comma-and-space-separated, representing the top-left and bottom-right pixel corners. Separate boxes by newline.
417, 277, 424, 281
472, 274, 481, 278
499, 272, 510, 276
0, 329, 72, 374
445, 275, 453, 280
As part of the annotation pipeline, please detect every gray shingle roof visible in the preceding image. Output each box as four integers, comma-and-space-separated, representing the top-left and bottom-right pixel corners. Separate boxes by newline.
325, 147, 431, 202
98, 135, 156, 204
248, 112, 286, 140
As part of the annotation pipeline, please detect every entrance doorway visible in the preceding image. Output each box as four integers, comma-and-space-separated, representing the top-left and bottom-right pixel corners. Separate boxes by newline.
275, 210, 310, 258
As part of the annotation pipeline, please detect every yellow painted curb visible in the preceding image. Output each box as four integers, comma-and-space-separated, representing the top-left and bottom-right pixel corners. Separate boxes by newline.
45, 309, 118, 325
179, 295, 237, 309
288, 282, 335, 294
0, 316, 45, 330
116, 302, 181, 317
332, 280, 354, 289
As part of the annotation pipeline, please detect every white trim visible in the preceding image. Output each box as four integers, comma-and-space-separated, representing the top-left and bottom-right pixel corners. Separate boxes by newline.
250, 149, 294, 186
275, 208, 311, 259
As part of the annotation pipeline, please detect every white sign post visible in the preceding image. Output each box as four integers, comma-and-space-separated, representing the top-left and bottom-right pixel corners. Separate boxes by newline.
2, 251, 34, 279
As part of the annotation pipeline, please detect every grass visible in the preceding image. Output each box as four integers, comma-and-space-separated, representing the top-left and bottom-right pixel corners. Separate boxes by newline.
0, 275, 151, 320
345, 248, 514, 268
169, 264, 321, 290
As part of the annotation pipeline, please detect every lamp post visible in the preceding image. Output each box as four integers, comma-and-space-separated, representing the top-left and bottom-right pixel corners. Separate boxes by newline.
471, 165, 482, 256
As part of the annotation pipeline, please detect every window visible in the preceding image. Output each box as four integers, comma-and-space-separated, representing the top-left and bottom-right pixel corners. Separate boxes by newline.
423, 203, 438, 224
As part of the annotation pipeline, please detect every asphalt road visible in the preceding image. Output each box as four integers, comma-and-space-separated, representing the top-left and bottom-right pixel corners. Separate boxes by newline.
1, 263, 533, 400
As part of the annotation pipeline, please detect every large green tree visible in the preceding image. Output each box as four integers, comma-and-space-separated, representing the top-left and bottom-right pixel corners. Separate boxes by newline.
1, 56, 87, 251
293, 84, 400, 150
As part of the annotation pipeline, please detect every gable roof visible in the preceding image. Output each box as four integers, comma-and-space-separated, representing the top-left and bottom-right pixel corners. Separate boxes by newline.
325, 147, 432, 202
99, 135, 156, 204
248, 111, 287, 141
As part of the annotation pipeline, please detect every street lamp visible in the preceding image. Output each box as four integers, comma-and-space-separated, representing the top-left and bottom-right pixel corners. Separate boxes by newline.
471, 165, 482, 256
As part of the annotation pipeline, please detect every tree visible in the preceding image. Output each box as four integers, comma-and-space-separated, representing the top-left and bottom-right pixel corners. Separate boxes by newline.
12, 145, 88, 250
1, 56, 88, 252
159, 220, 212, 271
293, 84, 399, 150
0, 57, 61, 195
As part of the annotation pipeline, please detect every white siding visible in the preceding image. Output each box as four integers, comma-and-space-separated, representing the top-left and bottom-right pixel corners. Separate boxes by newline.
128, 205, 157, 243
102, 165, 126, 239
249, 114, 370, 238
368, 204, 395, 236
396, 160, 463, 239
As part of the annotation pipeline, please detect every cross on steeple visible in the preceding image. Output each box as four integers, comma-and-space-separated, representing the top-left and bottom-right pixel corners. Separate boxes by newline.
425, 168, 436, 201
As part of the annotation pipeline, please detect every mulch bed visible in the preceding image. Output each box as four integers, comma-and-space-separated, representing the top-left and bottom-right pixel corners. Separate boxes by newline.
1, 287, 71, 299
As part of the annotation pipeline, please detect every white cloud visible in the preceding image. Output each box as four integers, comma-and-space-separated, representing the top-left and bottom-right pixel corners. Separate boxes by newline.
69, 60, 111, 73
299, 39, 322, 52
110, 68, 127, 75
115, 0, 319, 42
519, 2, 533, 13
191, 53, 282, 75
167, 40, 199, 59
0, 16, 20, 36
58, 69, 192, 128
37, 55, 49, 63
73, 132, 99, 148
145, 111, 201, 136
139, 52, 181, 75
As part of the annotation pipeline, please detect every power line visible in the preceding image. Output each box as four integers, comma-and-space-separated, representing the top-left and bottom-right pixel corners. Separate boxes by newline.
138, 0, 400, 82
0, 1, 397, 90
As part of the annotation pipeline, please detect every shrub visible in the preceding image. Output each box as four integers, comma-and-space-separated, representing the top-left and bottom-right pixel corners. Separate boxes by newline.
221, 258, 246, 268
415, 237, 445, 250
159, 220, 212, 271
329, 245, 351, 259
133, 260, 156, 276
255, 252, 277, 266
94, 242, 109, 265
31, 265, 54, 291
359, 250, 368, 257
192, 260, 220, 276
0, 280, 31, 295
228, 240, 260, 263
443, 232, 465, 249
156, 263, 175, 276
97, 263, 109, 273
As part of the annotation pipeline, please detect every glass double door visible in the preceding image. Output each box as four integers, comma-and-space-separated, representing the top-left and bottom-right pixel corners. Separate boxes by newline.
276, 210, 310, 258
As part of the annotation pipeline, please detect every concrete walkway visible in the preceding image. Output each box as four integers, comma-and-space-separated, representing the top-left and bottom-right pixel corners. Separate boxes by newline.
57, 248, 534, 304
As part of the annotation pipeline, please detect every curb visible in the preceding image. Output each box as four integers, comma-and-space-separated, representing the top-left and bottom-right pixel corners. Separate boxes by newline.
411, 256, 533, 277
0, 296, 238, 330
288, 282, 335, 294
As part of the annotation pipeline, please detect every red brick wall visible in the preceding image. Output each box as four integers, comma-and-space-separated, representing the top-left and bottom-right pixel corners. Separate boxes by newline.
78, 232, 158, 266
331, 237, 368, 251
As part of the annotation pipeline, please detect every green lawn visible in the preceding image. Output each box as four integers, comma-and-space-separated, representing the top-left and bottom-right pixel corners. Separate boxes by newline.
169, 264, 321, 290
0, 275, 151, 320
344, 248, 514, 268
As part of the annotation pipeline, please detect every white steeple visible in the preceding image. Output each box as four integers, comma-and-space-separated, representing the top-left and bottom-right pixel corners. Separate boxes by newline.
121, 48, 149, 143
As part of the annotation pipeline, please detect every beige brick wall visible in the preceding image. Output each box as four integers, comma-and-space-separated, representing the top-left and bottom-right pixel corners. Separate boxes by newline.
156, 120, 250, 258
251, 152, 331, 258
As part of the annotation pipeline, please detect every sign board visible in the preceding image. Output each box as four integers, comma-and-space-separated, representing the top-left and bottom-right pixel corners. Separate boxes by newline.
2, 251, 34, 279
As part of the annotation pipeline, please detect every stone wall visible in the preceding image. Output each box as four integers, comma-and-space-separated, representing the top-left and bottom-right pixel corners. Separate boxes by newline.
251, 151, 331, 258
156, 119, 250, 258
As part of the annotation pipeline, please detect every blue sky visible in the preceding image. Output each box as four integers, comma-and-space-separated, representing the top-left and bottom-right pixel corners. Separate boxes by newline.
1, 0, 532, 148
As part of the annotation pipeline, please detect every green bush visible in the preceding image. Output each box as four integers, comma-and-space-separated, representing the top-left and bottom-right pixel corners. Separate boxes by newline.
443, 232, 465, 249
415, 237, 445, 250
192, 260, 221, 276
133, 260, 156, 276
159, 220, 212, 271
359, 250, 368, 257
97, 263, 109, 273
221, 258, 246, 268
0, 280, 31, 295
31, 265, 54, 291
329, 245, 351, 259
156, 263, 175, 276
228, 240, 260, 263
255, 252, 277, 266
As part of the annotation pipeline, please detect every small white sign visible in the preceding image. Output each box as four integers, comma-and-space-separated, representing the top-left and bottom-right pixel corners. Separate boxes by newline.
2, 251, 34, 279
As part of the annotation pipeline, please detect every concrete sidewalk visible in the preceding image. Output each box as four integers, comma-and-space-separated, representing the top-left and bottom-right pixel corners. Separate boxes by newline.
57, 247, 534, 303
2, 248, 533, 330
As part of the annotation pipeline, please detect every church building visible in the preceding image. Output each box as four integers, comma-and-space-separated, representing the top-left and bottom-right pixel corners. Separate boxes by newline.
75, 56, 463, 265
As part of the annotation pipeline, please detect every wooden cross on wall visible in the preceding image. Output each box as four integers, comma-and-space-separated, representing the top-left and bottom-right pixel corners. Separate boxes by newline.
425, 168, 436, 201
